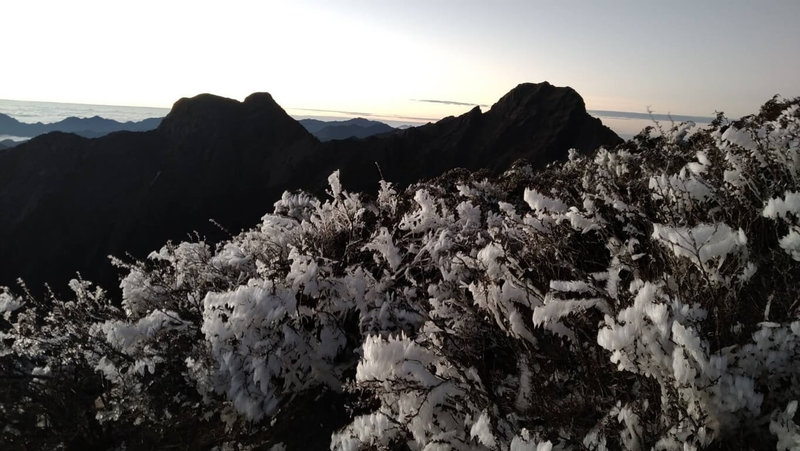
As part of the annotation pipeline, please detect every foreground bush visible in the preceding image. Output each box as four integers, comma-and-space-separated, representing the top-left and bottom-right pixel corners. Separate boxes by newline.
2, 97, 800, 449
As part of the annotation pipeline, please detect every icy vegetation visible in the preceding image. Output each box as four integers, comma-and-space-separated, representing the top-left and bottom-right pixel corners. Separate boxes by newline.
2, 97, 800, 449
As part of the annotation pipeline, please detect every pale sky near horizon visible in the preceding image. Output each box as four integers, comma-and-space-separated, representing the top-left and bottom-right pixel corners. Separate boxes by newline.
3, 0, 799, 122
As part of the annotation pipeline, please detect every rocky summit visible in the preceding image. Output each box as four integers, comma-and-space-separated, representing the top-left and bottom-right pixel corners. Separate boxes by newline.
320, 82, 622, 192
0, 82, 621, 294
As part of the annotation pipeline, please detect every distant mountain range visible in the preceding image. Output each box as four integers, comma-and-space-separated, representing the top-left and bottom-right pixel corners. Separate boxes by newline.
0, 82, 622, 294
0, 113, 162, 140
298, 117, 395, 141
0, 139, 19, 150
0, 112, 393, 145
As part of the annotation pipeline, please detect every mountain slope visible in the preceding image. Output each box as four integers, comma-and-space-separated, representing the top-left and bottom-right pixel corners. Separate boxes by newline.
0, 82, 621, 294
0, 93, 318, 294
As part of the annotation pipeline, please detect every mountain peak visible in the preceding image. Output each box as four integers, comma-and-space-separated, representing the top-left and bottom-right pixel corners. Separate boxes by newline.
157, 92, 308, 143
167, 93, 240, 112
157, 94, 239, 135
487, 81, 583, 119
243, 92, 281, 110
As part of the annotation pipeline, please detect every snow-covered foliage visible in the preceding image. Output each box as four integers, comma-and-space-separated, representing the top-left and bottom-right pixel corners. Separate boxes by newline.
2, 96, 800, 449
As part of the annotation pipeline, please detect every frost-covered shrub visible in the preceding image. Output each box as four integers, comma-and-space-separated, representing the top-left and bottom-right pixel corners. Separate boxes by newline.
2, 97, 800, 449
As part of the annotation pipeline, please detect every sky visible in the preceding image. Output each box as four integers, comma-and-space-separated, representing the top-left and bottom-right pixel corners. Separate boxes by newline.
3, 0, 799, 123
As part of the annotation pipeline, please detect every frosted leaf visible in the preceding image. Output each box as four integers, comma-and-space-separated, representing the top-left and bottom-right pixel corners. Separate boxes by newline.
199, 284, 323, 421
132, 356, 164, 376
0, 290, 22, 319
523, 188, 568, 213
778, 230, 800, 261
119, 267, 166, 316
770, 400, 800, 450
549, 280, 594, 294
95, 356, 121, 382
399, 189, 447, 233
328, 170, 343, 198
510, 429, 552, 451
721, 126, 757, 151
651, 222, 747, 278
273, 190, 319, 220
211, 243, 250, 270
356, 334, 439, 387
456, 200, 482, 229
457, 183, 481, 198
286, 247, 320, 295
363, 227, 402, 271
469, 410, 496, 447
762, 192, 800, 260
533, 296, 608, 342
516, 354, 533, 410
673, 121, 697, 142
100, 309, 187, 354
468, 278, 539, 344
614, 403, 642, 451
330, 412, 398, 450
477, 242, 505, 279
377, 180, 398, 214
31, 365, 51, 376
648, 172, 711, 203
763, 191, 800, 219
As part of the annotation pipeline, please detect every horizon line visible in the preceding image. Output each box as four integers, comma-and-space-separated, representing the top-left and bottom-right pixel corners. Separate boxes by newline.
588, 109, 715, 123
1, 97, 719, 124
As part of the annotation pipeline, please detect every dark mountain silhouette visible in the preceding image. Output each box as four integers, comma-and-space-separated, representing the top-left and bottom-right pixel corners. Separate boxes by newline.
0, 113, 162, 138
321, 82, 623, 192
298, 117, 395, 141
0, 82, 621, 295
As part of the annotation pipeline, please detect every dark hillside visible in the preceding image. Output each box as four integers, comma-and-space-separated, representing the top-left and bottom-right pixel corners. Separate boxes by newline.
0, 83, 620, 294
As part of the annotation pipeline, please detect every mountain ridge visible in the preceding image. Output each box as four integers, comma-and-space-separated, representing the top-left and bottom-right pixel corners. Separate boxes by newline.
0, 112, 162, 138
298, 117, 395, 141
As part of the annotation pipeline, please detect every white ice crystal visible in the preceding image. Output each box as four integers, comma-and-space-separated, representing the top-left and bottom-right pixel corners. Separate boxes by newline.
651, 222, 747, 279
